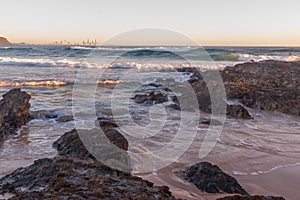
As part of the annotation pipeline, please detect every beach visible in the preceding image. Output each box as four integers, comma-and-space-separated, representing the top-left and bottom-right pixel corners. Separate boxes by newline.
0, 45, 299, 199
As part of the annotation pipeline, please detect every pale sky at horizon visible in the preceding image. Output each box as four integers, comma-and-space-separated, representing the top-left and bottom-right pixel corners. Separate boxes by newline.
1, 0, 300, 46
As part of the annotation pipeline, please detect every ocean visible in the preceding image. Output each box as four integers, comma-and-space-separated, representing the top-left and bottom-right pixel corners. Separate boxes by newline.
0, 45, 300, 199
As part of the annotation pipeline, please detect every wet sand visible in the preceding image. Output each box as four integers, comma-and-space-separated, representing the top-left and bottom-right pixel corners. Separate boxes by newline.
239, 165, 300, 200
139, 164, 300, 200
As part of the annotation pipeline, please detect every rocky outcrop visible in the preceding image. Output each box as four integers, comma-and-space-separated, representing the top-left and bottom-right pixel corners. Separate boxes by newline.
0, 157, 177, 200
0, 36, 11, 45
182, 162, 248, 195
221, 60, 300, 116
217, 195, 285, 200
177, 60, 300, 116
0, 88, 31, 141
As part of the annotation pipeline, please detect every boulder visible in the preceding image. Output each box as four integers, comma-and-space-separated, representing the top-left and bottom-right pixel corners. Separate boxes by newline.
182, 162, 248, 195
53, 128, 129, 160
132, 91, 168, 104
0, 88, 31, 141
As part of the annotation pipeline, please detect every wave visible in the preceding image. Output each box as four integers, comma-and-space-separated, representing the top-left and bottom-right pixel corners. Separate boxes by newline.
70, 46, 94, 50
0, 56, 82, 68
210, 53, 240, 61
237, 53, 300, 62
122, 49, 182, 59
0, 46, 11, 50
0, 80, 68, 87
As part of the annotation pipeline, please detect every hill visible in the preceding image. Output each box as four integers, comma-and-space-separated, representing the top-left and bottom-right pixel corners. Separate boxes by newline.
0, 36, 11, 45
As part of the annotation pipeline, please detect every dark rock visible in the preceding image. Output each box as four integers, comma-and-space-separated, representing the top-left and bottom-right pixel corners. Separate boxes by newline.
30, 110, 58, 119
221, 60, 300, 116
132, 91, 169, 104
167, 103, 181, 110
53, 129, 95, 159
104, 129, 129, 151
178, 61, 300, 116
176, 67, 223, 113
53, 128, 129, 160
200, 118, 223, 126
56, 115, 74, 122
0, 157, 178, 200
217, 195, 286, 200
182, 162, 248, 195
226, 104, 253, 119
96, 117, 119, 131
0, 88, 31, 141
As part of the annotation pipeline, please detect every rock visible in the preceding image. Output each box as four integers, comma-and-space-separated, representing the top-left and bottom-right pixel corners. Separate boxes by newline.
217, 195, 286, 200
104, 129, 129, 151
53, 129, 95, 160
56, 115, 74, 122
200, 118, 223, 126
53, 128, 129, 160
226, 104, 253, 119
0, 88, 31, 141
182, 162, 248, 195
96, 117, 119, 131
0, 36, 11, 46
221, 60, 300, 116
0, 157, 178, 200
176, 67, 223, 113
167, 103, 181, 110
132, 91, 169, 104
30, 110, 58, 119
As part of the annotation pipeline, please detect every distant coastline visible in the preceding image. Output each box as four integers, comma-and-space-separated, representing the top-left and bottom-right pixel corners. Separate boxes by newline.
0, 36, 11, 46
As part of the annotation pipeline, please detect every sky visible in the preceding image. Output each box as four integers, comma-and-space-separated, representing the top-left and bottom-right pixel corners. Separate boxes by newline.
1, 0, 300, 46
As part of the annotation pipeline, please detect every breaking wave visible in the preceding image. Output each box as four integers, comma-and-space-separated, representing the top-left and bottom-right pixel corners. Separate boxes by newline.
0, 57, 82, 68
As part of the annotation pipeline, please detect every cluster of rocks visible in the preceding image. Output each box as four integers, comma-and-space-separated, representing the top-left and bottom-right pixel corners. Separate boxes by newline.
177, 60, 300, 118
176, 67, 253, 119
0, 120, 178, 199
0, 88, 31, 141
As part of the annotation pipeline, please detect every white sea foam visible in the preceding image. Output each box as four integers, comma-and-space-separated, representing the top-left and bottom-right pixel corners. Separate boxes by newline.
70, 46, 94, 50
233, 162, 300, 176
238, 53, 300, 62
0, 56, 82, 68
